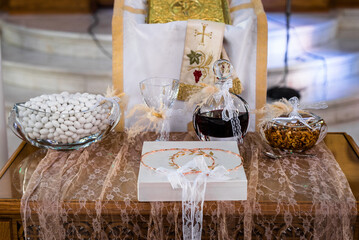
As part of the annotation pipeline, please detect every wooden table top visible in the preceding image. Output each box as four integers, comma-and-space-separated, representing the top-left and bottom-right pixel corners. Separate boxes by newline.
0, 132, 359, 216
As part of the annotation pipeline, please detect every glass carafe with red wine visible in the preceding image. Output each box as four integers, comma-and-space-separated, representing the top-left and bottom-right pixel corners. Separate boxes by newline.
193, 59, 249, 142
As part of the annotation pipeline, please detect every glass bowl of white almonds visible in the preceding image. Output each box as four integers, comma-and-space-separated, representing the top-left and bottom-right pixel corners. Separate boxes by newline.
8, 92, 121, 150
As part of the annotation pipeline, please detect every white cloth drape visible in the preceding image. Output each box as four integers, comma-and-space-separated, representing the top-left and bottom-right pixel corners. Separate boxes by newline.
122, 0, 259, 132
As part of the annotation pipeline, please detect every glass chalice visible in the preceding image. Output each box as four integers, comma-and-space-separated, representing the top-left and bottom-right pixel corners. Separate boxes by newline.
139, 77, 179, 141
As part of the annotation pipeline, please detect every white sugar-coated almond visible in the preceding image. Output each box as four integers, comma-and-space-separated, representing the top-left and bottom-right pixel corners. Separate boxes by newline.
48, 95, 56, 101
69, 126, 76, 132
69, 116, 76, 122
35, 122, 43, 129
65, 131, 73, 137
41, 116, 49, 124
53, 132, 59, 137
45, 122, 53, 128
75, 112, 82, 119
54, 137, 60, 142
60, 134, 67, 139
67, 137, 74, 144
58, 118, 64, 123
47, 101, 56, 107
95, 119, 101, 126
28, 133, 35, 139
48, 133, 54, 139
49, 128, 55, 133
77, 129, 84, 134
91, 118, 96, 125
30, 114, 36, 121
33, 127, 40, 133
28, 120, 35, 127
96, 94, 102, 101
40, 129, 48, 135
84, 123, 93, 129
85, 101, 94, 108
78, 97, 87, 103
100, 124, 107, 131
81, 107, 88, 112
64, 120, 74, 126
66, 105, 73, 111
90, 126, 98, 134
52, 120, 60, 128
83, 112, 91, 119
74, 121, 81, 129
32, 97, 42, 102
56, 95, 64, 104
25, 127, 33, 133
60, 124, 68, 131
50, 106, 57, 112
52, 113, 60, 120
56, 128, 64, 135
85, 115, 93, 123
33, 132, 40, 138
78, 117, 86, 124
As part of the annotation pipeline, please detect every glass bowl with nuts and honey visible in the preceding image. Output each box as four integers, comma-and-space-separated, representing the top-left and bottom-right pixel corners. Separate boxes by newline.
261, 112, 328, 152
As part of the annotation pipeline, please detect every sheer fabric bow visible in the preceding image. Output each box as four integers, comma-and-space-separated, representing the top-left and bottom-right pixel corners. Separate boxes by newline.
156, 156, 230, 240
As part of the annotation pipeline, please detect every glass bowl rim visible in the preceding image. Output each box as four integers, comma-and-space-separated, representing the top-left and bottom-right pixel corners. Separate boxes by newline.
139, 77, 180, 87
266, 112, 325, 128
14, 100, 111, 115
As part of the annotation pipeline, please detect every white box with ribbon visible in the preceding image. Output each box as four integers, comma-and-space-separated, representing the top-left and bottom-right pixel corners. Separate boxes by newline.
138, 141, 247, 202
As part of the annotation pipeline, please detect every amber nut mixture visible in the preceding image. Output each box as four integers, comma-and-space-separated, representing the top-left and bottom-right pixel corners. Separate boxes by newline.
264, 122, 321, 151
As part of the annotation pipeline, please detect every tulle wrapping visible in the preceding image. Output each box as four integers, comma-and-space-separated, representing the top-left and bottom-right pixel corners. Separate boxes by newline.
19, 132, 356, 239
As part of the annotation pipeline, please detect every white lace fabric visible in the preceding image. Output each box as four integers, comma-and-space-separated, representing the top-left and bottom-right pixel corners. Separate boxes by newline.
17, 132, 356, 239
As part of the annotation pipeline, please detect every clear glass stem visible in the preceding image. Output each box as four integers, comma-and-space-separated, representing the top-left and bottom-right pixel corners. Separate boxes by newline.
157, 118, 169, 141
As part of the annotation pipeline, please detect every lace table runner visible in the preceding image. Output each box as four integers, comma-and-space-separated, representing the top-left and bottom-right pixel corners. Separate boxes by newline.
17, 132, 357, 239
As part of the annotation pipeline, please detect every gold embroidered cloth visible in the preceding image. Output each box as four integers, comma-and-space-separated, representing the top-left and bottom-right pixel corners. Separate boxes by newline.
17, 132, 356, 239
147, 0, 231, 24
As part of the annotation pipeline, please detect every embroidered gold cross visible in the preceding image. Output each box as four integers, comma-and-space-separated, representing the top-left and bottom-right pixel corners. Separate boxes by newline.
194, 23, 212, 45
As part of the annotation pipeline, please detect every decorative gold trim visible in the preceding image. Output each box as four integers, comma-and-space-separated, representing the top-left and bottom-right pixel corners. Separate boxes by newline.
141, 147, 243, 175
112, 0, 125, 131
177, 78, 243, 101
230, 3, 254, 12
123, 5, 146, 14
252, 0, 268, 130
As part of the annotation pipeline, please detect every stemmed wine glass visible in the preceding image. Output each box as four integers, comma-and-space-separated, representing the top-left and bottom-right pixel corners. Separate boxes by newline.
139, 77, 179, 141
